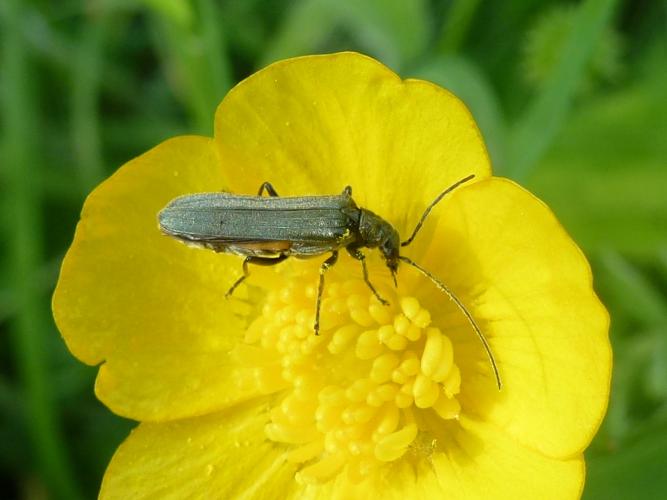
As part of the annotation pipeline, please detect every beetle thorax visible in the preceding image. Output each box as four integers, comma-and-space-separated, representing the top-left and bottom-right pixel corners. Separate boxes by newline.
358, 209, 391, 247
358, 209, 400, 267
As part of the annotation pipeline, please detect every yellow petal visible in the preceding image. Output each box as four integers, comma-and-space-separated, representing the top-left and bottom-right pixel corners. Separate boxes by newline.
100, 403, 297, 499
53, 136, 264, 420
102, 408, 582, 499
431, 417, 584, 499
214, 52, 491, 233
292, 417, 581, 499
414, 177, 611, 458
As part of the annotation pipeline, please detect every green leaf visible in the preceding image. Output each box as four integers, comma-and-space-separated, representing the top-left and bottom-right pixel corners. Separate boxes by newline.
526, 62, 667, 258
522, 4, 623, 94
149, 0, 233, 134
506, 0, 620, 179
139, 0, 194, 28
259, 0, 340, 66
260, 0, 430, 69
437, 0, 481, 54
597, 251, 667, 326
1, 1, 83, 498
647, 331, 667, 400
584, 421, 667, 499
333, 0, 430, 68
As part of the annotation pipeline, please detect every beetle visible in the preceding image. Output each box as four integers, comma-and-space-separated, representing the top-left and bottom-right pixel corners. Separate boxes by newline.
158, 174, 501, 388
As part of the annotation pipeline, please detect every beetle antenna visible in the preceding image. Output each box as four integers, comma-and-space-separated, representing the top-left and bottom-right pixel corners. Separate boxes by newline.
401, 174, 475, 247
398, 255, 502, 389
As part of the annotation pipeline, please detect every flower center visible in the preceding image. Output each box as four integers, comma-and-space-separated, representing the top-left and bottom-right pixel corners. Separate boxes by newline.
240, 271, 462, 484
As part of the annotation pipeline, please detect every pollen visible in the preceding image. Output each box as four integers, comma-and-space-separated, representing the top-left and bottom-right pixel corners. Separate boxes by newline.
239, 276, 463, 485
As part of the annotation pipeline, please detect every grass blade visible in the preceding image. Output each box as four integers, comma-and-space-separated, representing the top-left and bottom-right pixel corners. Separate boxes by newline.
1, 1, 83, 498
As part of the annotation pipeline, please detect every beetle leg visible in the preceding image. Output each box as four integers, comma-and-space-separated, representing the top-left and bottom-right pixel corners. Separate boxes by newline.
314, 251, 339, 335
257, 182, 279, 197
225, 254, 288, 297
346, 247, 390, 306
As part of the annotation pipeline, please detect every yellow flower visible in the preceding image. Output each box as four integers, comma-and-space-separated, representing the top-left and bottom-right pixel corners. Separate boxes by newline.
53, 52, 611, 498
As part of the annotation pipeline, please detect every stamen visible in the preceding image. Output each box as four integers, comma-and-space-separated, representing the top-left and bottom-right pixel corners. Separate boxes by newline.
242, 277, 464, 484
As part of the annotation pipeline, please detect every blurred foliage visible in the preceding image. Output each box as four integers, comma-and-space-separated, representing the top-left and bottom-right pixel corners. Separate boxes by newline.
522, 4, 623, 94
1, 0, 665, 498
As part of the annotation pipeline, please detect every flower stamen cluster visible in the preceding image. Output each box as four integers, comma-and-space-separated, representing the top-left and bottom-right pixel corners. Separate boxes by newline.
238, 275, 462, 484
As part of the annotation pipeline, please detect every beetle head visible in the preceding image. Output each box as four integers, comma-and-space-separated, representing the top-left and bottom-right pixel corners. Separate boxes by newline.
379, 230, 400, 286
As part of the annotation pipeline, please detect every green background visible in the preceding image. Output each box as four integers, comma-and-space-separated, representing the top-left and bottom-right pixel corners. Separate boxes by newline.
1, 0, 665, 498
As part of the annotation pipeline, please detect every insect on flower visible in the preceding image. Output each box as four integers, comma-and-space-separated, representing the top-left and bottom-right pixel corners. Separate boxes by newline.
158, 174, 501, 388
